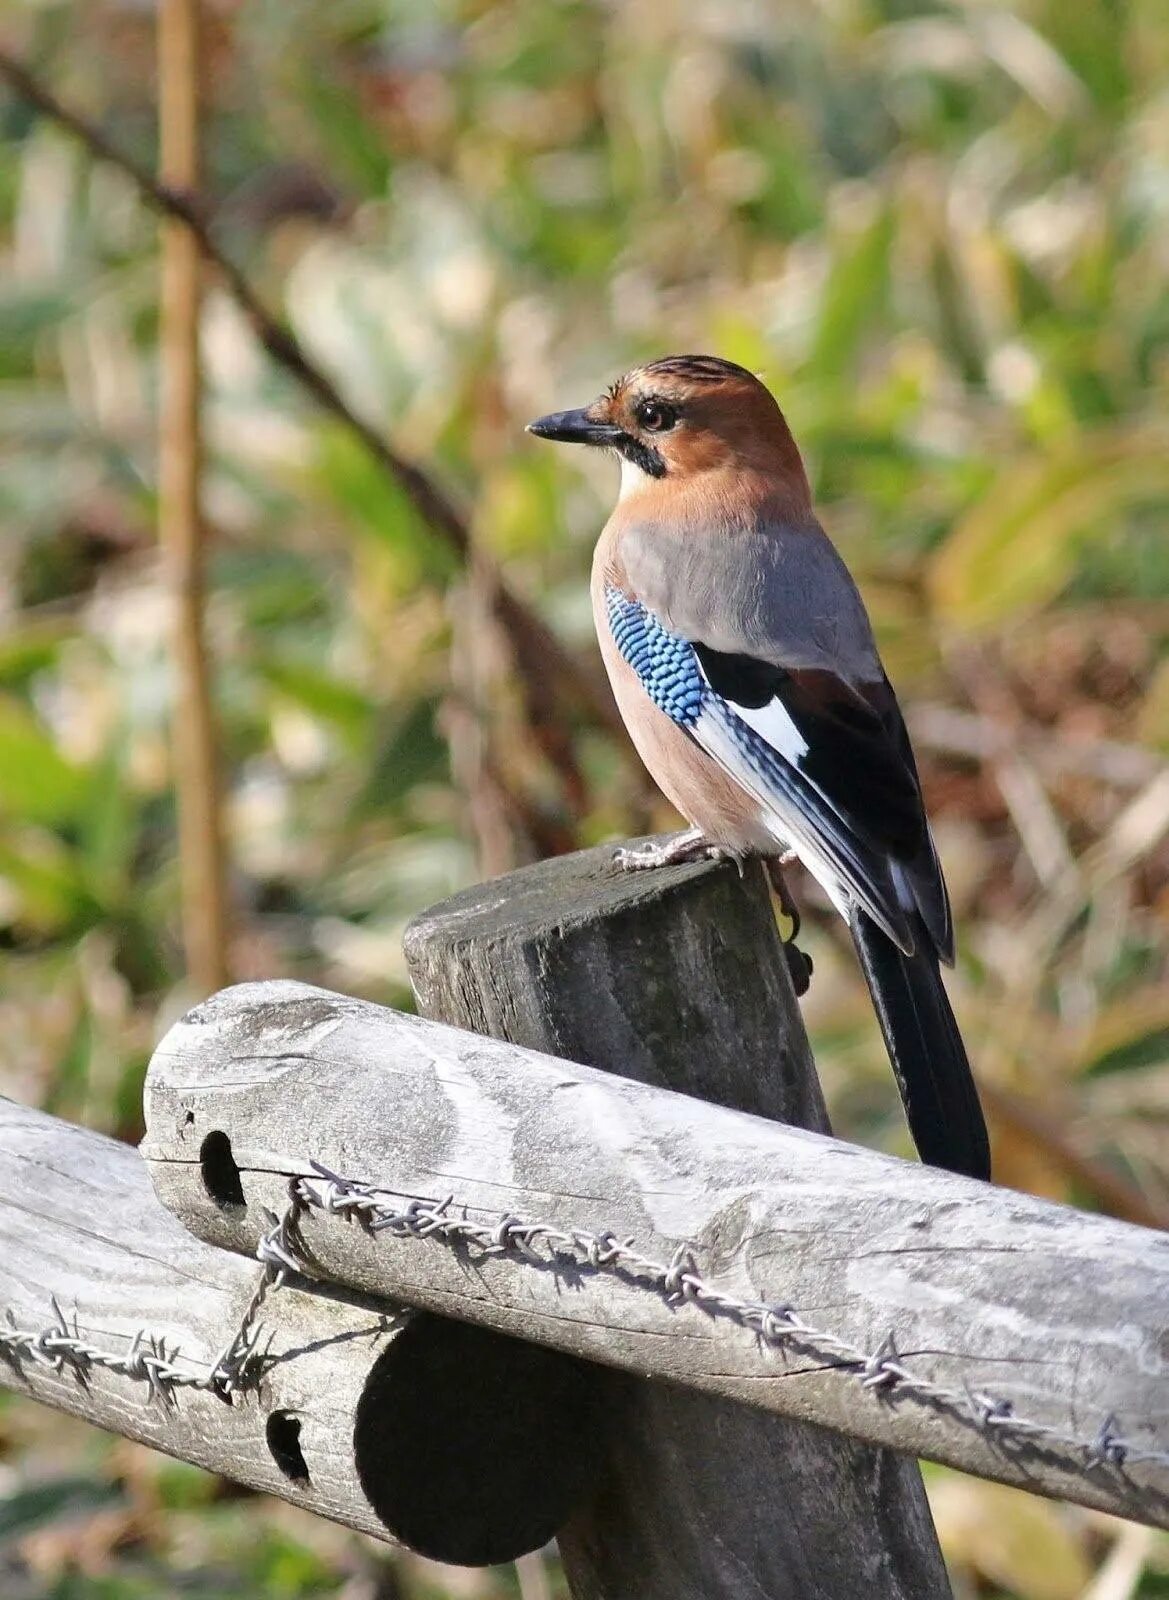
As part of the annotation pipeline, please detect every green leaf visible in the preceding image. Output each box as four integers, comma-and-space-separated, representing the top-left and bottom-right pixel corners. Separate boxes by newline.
313, 426, 460, 589
256, 658, 374, 745
351, 699, 447, 820
0, 620, 73, 687
809, 202, 894, 380
0, 696, 88, 825
78, 737, 138, 891
928, 436, 1169, 630
476, 454, 565, 559
0, 834, 102, 934
298, 68, 392, 196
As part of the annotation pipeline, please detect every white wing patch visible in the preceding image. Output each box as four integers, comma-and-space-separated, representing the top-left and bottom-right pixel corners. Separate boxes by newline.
691, 705, 853, 922
730, 698, 810, 764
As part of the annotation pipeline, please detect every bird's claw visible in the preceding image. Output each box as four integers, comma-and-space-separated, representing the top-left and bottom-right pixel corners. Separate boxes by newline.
613, 830, 746, 873
764, 853, 812, 994
784, 941, 814, 997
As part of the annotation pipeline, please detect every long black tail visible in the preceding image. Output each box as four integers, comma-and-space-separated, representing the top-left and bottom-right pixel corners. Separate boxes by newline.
851, 910, 991, 1180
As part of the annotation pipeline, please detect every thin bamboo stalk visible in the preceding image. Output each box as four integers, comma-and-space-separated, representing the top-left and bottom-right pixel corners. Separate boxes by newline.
158, 0, 230, 991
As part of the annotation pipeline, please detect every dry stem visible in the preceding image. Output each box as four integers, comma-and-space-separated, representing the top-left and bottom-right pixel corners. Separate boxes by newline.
157, 0, 230, 991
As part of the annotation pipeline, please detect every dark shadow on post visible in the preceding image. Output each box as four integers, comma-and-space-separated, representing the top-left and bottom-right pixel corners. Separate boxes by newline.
354, 1313, 608, 1565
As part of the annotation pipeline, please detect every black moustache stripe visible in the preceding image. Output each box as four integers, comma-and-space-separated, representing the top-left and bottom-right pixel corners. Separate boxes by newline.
618, 437, 667, 477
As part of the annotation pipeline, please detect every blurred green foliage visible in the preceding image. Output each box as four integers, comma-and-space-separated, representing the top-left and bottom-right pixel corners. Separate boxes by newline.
2, 0, 1168, 1593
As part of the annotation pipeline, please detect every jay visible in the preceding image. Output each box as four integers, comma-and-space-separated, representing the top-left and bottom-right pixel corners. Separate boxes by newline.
529, 354, 990, 1181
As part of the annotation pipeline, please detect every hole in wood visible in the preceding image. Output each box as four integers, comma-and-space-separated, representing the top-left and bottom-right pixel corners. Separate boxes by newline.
199, 1130, 245, 1208
266, 1410, 310, 1484
353, 1313, 607, 1565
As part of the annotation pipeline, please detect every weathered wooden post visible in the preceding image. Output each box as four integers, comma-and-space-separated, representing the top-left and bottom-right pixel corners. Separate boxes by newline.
404, 842, 952, 1599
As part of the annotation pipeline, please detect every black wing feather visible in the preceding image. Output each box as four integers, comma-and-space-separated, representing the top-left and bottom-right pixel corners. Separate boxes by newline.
692, 642, 952, 959
694, 647, 924, 853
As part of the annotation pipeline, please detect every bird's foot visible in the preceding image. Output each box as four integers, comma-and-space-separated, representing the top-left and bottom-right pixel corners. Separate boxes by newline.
765, 855, 802, 937
765, 854, 814, 997
614, 829, 746, 873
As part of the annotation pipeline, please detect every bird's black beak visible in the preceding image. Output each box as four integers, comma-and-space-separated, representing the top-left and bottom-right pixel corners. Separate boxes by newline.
526, 408, 625, 446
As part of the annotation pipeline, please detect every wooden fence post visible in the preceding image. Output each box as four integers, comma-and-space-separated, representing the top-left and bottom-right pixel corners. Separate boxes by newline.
404, 842, 952, 1599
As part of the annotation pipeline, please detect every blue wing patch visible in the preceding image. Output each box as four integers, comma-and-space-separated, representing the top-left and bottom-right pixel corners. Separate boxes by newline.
605, 586, 705, 727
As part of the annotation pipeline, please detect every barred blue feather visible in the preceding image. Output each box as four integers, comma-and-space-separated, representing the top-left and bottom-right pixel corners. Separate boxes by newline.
605, 586, 705, 727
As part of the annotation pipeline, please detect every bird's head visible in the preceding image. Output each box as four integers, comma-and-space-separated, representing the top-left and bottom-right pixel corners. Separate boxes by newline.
527, 354, 808, 503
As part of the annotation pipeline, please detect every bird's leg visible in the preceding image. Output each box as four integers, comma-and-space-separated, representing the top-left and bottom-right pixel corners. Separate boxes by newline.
614, 828, 744, 872
766, 854, 814, 997
765, 853, 801, 937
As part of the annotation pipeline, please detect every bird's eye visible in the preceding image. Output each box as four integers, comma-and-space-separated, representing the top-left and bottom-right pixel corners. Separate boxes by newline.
636, 400, 677, 433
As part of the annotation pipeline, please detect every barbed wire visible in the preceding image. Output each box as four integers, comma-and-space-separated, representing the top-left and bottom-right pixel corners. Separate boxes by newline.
1, 1246, 285, 1403
275, 1163, 1169, 1477
5, 1156, 1168, 1489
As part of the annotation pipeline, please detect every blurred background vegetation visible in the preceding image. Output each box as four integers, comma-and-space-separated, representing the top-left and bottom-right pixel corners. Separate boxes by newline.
1, 0, 1168, 1594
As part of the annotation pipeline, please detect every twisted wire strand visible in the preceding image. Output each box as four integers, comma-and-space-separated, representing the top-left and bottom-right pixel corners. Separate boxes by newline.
282, 1162, 1169, 1475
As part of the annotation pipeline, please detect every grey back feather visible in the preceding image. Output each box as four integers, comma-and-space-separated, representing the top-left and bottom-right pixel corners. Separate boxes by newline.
620, 516, 884, 681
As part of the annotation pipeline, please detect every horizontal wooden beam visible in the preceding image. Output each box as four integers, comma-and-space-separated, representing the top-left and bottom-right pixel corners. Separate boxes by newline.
143, 979, 1169, 1529
0, 1098, 606, 1563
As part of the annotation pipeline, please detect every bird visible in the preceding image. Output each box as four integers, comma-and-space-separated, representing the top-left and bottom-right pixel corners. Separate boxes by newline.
527, 354, 990, 1181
